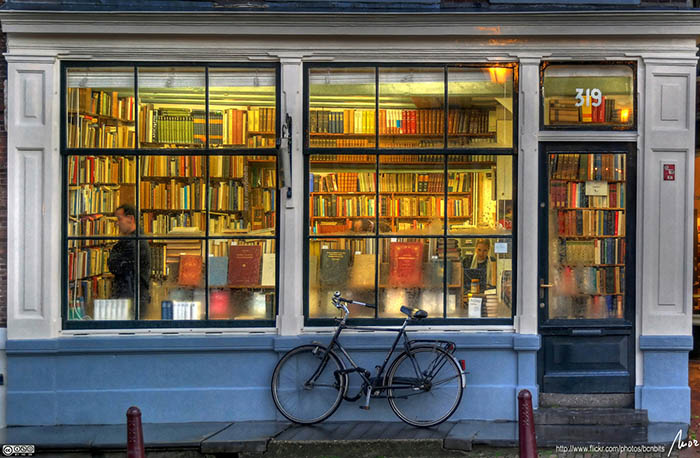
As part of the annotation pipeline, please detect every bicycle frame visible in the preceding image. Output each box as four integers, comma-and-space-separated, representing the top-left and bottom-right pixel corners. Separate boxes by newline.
306, 315, 461, 402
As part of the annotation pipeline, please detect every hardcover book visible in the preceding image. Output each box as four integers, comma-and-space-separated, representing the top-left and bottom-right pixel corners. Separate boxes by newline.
208, 256, 229, 287
389, 242, 424, 287
349, 253, 375, 289
228, 245, 262, 286
178, 255, 203, 287
261, 253, 276, 287
319, 249, 351, 286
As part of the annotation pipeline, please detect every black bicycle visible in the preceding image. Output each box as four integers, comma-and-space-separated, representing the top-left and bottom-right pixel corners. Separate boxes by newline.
271, 292, 466, 427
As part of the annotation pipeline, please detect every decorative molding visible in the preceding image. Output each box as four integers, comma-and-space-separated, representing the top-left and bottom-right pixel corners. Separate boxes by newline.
2, 11, 700, 37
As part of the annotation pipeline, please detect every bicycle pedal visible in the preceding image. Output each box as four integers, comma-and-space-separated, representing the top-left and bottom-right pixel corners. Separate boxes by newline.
359, 405, 370, 410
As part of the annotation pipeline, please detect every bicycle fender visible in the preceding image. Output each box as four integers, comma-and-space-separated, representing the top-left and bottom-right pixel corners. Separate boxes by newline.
405, 345, 467, 389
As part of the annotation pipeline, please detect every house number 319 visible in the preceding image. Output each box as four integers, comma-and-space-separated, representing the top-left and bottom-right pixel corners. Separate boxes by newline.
575, 88, 603, 107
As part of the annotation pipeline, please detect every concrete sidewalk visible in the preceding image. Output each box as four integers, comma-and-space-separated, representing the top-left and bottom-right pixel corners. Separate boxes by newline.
0, 420, 692, 458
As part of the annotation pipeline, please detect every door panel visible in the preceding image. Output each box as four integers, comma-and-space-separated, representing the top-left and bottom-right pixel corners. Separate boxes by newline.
538, 143, 635, 394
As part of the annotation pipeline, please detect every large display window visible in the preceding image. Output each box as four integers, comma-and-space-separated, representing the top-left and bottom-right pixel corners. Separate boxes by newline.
305, 63, 517, 324
63, 63, 279, 329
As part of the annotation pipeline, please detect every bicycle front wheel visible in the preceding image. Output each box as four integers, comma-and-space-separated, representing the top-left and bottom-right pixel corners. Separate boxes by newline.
271, 344, 347, 425
386, 346, 463, 427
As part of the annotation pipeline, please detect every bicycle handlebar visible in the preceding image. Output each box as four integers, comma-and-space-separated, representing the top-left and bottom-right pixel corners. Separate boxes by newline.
332, 291, 376, 309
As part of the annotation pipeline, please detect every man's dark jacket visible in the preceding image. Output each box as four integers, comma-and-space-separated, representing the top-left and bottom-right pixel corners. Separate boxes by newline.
107, 232, 150, 305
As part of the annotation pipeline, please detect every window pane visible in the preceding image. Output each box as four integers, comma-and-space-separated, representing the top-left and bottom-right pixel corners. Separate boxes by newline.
379, 67, 444, 149
68, 239, 133, 321
138, 67, 206, 148
379, 154, 445, 235
448, 155, 512, 235
378, 238, 443, 319
309, 154, 376, 236
209, 156, 277, 236
139, 155, 206, 235
67, 155, 136, 237
447, 237, 512, 319
543, 64, 634, 128
308, 238, 376, 319
547, 152, 626, 320
66, 67, 135, 149
207, 239, 276, 320
309, 67, 376, 148
145, 239, 205, 320
448, 67, 513, 148
209, 68, 277, 149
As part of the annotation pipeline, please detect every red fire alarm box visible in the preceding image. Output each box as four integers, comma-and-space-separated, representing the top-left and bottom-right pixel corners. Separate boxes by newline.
663, 164, 675, 181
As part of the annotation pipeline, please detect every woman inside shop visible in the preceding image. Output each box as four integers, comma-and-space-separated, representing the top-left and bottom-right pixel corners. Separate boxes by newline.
465, 238, 497, 292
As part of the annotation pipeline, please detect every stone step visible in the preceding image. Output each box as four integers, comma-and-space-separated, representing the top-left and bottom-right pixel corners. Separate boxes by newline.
535, 407, 648, 426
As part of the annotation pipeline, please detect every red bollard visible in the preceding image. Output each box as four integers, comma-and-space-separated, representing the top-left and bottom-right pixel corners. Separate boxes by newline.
126, 406, 145, 458
518, 389, 537, 458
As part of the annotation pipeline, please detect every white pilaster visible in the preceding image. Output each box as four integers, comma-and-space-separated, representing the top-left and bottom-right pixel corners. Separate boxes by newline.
639, 55, 697, 337
516, 56, 542, 335
276, 56, 305, 336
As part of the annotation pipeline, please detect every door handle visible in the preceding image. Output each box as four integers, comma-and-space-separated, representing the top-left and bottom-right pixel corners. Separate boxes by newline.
540, 284, 553, 288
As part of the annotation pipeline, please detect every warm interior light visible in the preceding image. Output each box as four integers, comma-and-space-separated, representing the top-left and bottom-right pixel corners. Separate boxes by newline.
620, 109, 630, 123
488, 68, 508, 85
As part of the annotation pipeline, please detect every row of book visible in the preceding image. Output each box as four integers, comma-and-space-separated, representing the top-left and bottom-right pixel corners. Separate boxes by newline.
69, 186, 121, 217
68, 277, 113, 320
139, 181, 207, 210
67, 88, 135, 122
309, 138, 374, 148
68, 116, 136, 149
68, 246, 110, 281
308, 154, 497, 164
563, 238, 626, 266
68, 156, 136, 185
160, 301, 202, 320
556, 209, 625, 237
548, 97, 625, 124
310, 195, 472, 219
550, 153, 626, 181
92, 299, 133, 320
139, 105, 275, 146
141, 213, 206, 235
559, 265, 625, 296
310, 171, 473, 194
379, 173, 445, 193
210, 181, 246, 212
69, 214, 118, 237
250, 188, 276, 213
309, 108, 495, 136
141, 155, 205, 178
209, 239, 276, 257
550, 182, 625, 209
551, 295, 624, 319
310, 172, 376, 193
249, 167, 276, 188
383, 196, 471, 218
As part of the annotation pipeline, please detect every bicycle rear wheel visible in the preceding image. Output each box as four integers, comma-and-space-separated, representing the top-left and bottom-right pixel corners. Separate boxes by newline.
271, 344, 347, 425
386, 346, 463, 427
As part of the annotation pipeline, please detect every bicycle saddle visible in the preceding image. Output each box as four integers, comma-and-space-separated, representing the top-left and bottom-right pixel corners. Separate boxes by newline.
400, 306, 428, 320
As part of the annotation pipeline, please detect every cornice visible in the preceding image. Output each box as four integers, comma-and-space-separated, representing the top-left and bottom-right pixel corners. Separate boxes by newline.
1, 10, 700, 37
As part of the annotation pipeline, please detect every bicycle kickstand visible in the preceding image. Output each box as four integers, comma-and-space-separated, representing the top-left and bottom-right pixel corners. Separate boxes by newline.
359, 385, 371, 410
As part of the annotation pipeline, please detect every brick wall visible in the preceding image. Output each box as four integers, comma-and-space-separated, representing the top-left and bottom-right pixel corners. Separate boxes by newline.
0, 3, 7, 328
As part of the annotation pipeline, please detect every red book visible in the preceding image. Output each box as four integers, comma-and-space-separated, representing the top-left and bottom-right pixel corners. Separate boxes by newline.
228, 245, 262, 286
178, 255, 203, 287
210, 289, 231, 319
389, 242, 424, 287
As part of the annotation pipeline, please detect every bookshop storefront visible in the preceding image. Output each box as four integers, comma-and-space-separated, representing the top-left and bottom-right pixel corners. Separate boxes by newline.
1, 10, 697, 427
